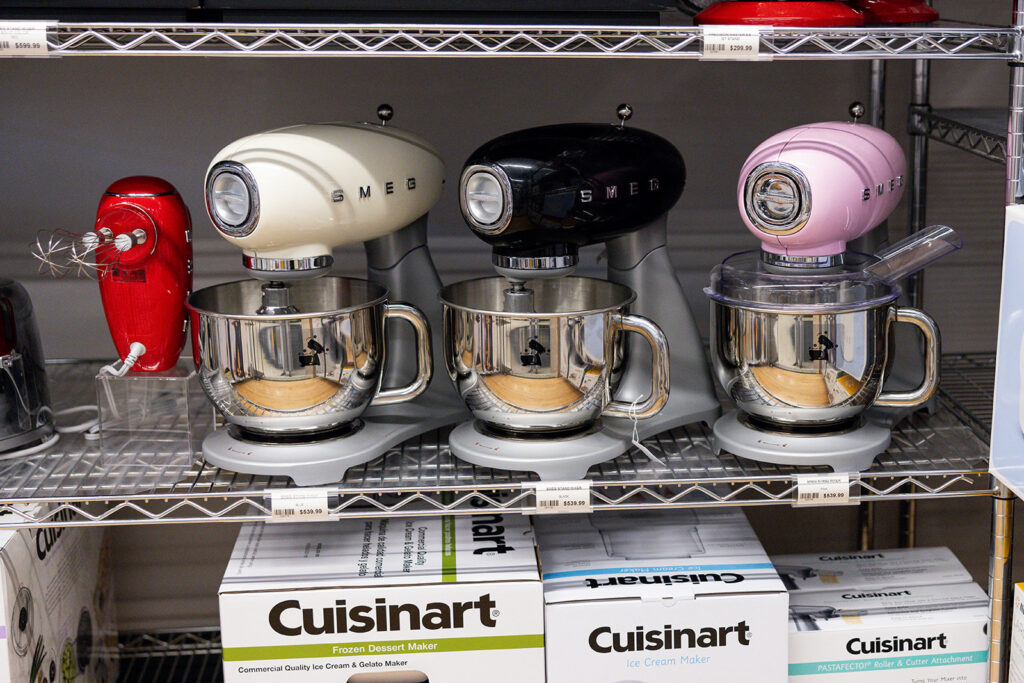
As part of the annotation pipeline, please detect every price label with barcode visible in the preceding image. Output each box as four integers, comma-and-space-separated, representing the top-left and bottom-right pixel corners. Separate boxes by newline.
794, 473, 853, 507
527, 480, 592, 514
0, 22, 50, 57
267, 487, 330, 523
700, 25, 770, 62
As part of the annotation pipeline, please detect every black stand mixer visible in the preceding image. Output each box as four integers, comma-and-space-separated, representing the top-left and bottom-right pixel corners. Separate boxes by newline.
441, 106, 721, 480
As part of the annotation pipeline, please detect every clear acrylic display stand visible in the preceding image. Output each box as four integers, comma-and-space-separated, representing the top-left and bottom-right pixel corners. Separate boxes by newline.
96, 363, 213, 459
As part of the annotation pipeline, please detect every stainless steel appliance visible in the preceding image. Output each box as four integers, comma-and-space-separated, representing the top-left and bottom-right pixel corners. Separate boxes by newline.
705, 112, 961, 472
0, 280, 53, 454
442, 106, 720, 480
188, 106, 461, 485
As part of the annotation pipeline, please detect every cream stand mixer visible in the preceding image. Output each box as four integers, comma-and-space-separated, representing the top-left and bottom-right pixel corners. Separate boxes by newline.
187, 107, 465, 485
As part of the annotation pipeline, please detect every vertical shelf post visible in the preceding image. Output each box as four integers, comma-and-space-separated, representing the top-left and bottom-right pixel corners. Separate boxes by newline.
989, 482, 1015, 683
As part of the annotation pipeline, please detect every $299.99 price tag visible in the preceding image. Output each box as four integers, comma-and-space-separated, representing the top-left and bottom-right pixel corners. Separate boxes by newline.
526, 480, 592, 514
267, 487, 331, 523
700, 25, 771, 62
794, 473, 853, 507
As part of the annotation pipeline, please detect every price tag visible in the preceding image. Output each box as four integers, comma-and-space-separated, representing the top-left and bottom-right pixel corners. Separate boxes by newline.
526, 480, 592, 514
700, 25, 770, 62
0, 22, 50, 57
794, 473, 853, 507
267, 487, 330, 523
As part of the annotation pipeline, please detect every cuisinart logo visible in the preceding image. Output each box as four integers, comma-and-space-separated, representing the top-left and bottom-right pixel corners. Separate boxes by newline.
841, 590, 910, 600
36, 508, 74, 560
846, 633, 948, 655
584, 573, 744, 589
818, 553, 884, 561
269, 595, 499, 637
589, 622, 751, 653
470, 512, 514, 555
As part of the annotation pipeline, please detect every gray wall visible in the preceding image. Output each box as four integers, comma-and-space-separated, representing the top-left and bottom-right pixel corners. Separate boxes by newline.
0, 0, 1014, 631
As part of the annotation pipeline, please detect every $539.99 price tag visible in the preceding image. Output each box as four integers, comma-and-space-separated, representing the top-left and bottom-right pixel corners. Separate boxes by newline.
267, 487, 331, 523
794, 473, 853, 507
700, 25, 771, 62
526, 480, 592, 514
0, 22, 50, 57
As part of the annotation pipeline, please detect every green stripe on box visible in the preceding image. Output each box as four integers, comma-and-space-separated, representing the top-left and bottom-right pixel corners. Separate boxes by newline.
223, 634, 544, 662
441, 515, 456, 582
789, 650, 988, 675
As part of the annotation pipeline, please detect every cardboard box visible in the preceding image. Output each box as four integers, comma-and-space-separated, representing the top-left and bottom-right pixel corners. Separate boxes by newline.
219, 511, 545, 682
1008, 583, 1024, 683
0, 509, 116, 683
788, 582, 989, 681
772, 547, 973, 593
536, 508, 788, 682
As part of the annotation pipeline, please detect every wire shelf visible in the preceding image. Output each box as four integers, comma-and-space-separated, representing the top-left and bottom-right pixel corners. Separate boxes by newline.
919, 108, 1007, 164
0, 356, 993, 527
118, 630, 223, 683
31, 23, 1017, 59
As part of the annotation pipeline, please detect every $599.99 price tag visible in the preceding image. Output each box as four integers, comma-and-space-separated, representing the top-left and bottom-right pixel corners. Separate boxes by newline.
267, 487, 331, 523
794, 473, 853, 507
526, 480, 592, 514
0, 22, 50, 57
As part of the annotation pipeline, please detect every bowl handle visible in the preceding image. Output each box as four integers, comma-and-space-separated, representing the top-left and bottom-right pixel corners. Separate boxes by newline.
874, 306, 940, 408
371, 303, 433, 406
603, 313, 671, 420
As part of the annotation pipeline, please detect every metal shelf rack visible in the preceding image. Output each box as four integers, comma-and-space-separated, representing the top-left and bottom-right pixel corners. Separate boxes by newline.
0, 357, 993, 528
919, 108, 1007, 164
23, 23, 1015, 59
117, 631, 223, 683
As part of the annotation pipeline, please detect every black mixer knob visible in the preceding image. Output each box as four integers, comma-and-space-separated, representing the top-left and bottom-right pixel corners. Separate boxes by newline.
377, 103, 394, 125
848, 101, 865, 122
616, 103, 633, 128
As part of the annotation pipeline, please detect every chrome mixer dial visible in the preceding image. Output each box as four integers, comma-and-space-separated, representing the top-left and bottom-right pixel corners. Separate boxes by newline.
744, 162, 811, 235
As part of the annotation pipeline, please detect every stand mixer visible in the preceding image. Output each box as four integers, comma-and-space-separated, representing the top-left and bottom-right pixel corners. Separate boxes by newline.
441, 106, 720, 480
187, 107, 463, 485
705, 115, 960, 472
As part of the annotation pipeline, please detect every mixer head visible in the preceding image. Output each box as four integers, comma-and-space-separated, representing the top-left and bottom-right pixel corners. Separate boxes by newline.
458, 105, 685, 281
738, 104, 907, 269
205, 105, 445, 281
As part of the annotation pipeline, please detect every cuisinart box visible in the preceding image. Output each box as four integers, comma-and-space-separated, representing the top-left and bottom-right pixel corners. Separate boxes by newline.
788, 582, 989, 681
0, 508, 116, 683
219, 512, 545, 682
536, 508, 788, 682
772, 547, 972, 593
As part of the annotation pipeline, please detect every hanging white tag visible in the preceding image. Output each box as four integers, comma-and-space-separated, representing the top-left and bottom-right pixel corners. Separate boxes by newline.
701, 25, 770, 61
0, 22, 50, 57
267, 487, 331, 522
526, 480, 592, 514
794, 473, 853, 507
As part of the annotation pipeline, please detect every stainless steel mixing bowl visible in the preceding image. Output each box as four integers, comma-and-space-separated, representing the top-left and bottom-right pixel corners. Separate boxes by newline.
709, 300, 939, 428
187, 277, 431, 435
440, 276, 669, 434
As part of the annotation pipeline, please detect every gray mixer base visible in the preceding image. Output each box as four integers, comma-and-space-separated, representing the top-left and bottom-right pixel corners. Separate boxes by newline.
711, 412, 889, 473
203, 395, 466, 486
448, 420, 635, 480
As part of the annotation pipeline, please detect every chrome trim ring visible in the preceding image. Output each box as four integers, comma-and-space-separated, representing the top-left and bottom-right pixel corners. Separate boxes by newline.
492, 252, 578, 272
242, 254, 334, 273
460, 164, 514, 235
744, 162, 812, 236
206, 161, 260, 238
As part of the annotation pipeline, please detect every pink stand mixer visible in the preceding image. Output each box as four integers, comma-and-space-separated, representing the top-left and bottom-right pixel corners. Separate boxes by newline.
705, 107, 961, 472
